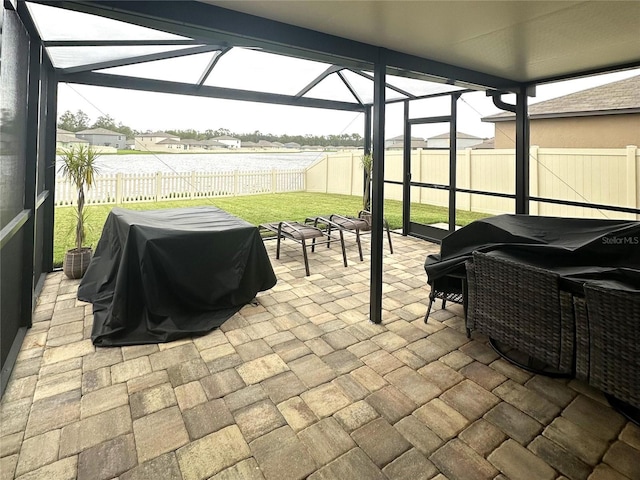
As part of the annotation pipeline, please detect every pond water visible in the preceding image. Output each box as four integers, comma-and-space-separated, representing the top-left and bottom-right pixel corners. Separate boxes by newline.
55, 151, 328, 177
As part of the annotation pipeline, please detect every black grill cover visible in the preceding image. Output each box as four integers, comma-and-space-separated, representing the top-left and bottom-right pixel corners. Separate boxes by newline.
78, 207, 277, 346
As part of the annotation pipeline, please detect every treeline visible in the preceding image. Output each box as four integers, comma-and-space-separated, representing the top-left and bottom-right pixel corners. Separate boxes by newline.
57, 110, 364, 147
166, 128, 364, 147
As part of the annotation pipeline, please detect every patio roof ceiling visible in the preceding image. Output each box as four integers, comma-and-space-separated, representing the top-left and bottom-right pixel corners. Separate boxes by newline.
25, 0, 640, 113
204, 0, 640, 85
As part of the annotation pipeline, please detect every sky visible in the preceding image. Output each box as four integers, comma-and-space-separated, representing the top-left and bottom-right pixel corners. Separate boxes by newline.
58, 66, 639, 141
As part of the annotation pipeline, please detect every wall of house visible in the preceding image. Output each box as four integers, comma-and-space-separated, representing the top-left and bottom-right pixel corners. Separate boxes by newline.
494, 114, 640, 148
77, 133, 126, 149
306, 147, 640, 220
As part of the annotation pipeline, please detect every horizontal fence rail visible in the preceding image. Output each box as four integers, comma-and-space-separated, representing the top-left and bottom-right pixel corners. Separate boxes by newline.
55, 169, 306, 206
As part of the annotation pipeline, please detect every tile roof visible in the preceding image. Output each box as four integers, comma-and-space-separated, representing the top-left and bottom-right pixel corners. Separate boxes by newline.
484, 74, 640, 121
428, 131, 483, 140
76, 127, 122, 135
56, 133, 89, 144
138, 131, 180, 138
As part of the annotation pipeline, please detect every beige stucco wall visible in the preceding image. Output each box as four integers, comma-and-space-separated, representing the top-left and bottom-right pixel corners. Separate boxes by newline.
493, 113, 640, 149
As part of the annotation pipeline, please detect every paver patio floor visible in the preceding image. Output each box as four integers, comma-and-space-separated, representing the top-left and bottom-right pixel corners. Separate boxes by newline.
1, 234, 639, 480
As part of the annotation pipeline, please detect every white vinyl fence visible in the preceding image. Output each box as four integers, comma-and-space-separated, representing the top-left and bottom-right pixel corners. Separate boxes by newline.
55, 169, 306, 206
306, 147, 640, 220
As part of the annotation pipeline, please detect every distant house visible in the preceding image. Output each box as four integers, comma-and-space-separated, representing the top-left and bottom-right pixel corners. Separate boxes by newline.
76, 128, 126, 149
134, 131, 180, 150
241, 141, 258, 148
156, 138, 187, 150
213, 135, 241, 149
385, 135, 429, 149
257, 140, 276, 148
284, 142, 301, 149
56, 130, 89, 150
426, 131, 485, 149
201, 139, 228, 150
473, 137, 495, 149
483, 75, 640, 148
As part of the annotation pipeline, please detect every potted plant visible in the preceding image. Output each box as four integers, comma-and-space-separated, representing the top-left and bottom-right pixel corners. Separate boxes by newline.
59, 144, 100, 279
360, 152, 373, 223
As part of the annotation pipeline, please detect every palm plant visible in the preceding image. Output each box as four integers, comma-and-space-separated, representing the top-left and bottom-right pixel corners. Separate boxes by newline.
361, 152, 373, 211
59, 144, 100, 278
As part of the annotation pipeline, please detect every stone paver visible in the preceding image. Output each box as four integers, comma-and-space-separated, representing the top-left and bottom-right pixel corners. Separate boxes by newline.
484, 401, 543, 445
183, 399, 234, 440
288, 354, 336, 388
301, 382, 351, 418
459, 418, 507, 458
351, 417, 411, 468
120, 452, 183, 480
366, 385, 417, 424
383, 449, 439, 480
308, 448, 386, 480
277, 396, 318, 431
334, 400, 379, 432
250, 426, 316, 480
528, 436, 592, 480
132, 406, 189, 464
299, 418, 355, 465
2, 237, 638, 480
77, 434, 137, 480
234, 399, 287, 443
492, 442, 555, 480
414, 398, 470, 441
236, 354, 289, 384
430, 439, 498, 480
177, 426, 251, 480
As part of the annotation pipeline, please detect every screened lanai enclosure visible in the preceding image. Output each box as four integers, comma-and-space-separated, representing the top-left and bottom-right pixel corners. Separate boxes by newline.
2, 0, 639, 395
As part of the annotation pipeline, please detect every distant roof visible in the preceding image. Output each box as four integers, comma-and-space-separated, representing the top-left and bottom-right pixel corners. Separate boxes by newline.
473, 138, 495, 149
57, 128, 73, 134
57, 133, 89, 144
428, 131, 482, 140
201, 139, 227, 147
484, 75, 640, 122
76, 127, 121, 135
138, 131, 179, 138
214, 135, 240, 141
387, 135, 424, 141
388, 139, 429, 149
156, 138, 182, 144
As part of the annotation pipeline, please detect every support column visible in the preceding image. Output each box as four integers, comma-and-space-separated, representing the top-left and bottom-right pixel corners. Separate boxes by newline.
402, 100, 410, 235
515, 86, 530, 214
449, 93, 460, 231
42, 67, 58, 272
21, 40, 42, 329
370, 50, 386, 324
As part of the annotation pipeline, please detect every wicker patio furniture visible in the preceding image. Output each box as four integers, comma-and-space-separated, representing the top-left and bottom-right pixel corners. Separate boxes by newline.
306, 211, 393, 262
259, 221, 347, 276
466, 251, 575, 376
574, 283, 640, 423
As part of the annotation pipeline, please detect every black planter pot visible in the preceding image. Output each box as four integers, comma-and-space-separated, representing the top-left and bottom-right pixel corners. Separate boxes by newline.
63, 247, 93, 279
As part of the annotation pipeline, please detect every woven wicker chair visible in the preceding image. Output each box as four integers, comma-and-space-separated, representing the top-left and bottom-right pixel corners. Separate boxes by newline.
466, 251, 575, 376
574, 283, 640, 419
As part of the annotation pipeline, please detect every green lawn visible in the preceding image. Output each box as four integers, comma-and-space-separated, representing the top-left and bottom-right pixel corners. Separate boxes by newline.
54, 192, 490, 266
